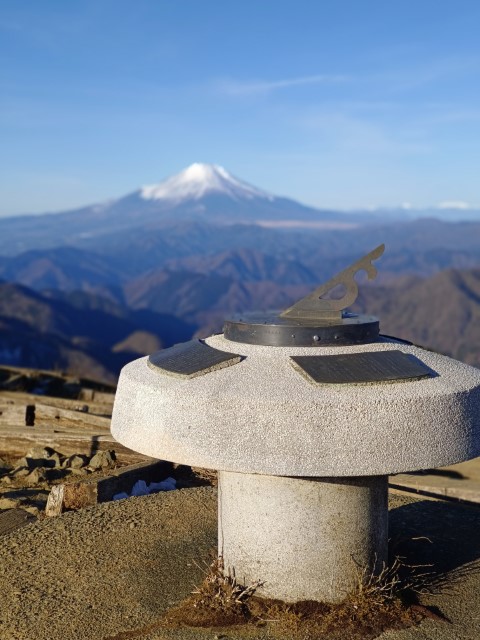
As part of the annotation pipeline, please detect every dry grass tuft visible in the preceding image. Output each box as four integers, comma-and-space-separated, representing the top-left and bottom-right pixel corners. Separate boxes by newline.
164, 557, 262, 627
161, 554, 435, 639
351, 555, 434, 604
109, 553, 447, 639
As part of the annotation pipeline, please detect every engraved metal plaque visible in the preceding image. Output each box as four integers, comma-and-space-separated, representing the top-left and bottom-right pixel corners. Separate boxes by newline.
148, 340, 242, 379
290, 350, 434, 384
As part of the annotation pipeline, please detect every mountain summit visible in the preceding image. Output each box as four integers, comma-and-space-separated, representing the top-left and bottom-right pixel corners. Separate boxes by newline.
140, 163, 273, 203
0, 164, 349, 256
124, 162, 343, 227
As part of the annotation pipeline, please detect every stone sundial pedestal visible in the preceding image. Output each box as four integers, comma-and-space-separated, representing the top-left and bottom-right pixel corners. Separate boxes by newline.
111, 244, 480, 603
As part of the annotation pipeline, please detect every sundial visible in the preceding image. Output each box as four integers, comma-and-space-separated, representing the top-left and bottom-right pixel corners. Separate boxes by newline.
112, 240, 480, 604
148, 244, 433, 384
224, 244, 385, 346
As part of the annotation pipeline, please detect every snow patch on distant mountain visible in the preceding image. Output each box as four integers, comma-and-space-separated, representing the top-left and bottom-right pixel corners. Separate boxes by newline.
437, 201, 471, 210
140, 163, 274, 203
91, 199, 117, 213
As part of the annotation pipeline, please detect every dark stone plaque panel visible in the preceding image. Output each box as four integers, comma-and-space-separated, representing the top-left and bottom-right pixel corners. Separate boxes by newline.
148, 340, 242, 379
290, 350, 434, 384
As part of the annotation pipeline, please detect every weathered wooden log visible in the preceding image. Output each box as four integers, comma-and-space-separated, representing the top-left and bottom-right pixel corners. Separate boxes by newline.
45, 459, 173, 515
0, 424, 149, 464
0, 390, 114, 422
0, 404, 29, 426
33, 404, 111, 429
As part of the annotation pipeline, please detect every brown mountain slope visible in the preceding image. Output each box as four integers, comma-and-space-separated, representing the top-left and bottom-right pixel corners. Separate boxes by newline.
353, 268, 480, 368
2, 264, 480, 380
0, 282, 195, 382
125, 265, 480, 369
124, 268, 309, 332
164, 248, 316, 285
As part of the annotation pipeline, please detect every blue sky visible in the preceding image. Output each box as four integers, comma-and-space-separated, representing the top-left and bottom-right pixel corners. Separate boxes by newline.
1, 0, 480, 215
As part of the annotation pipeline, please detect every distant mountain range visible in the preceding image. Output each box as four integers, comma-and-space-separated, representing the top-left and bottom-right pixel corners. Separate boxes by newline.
1, 162, 478, 257
0, 164, 354, 256
353, 268, 480, 369
2, 265, 480, 380
0, 163, 479, 380
0, 281, 194, 383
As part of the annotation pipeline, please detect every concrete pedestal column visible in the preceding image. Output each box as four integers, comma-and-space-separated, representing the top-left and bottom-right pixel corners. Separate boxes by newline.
218, 471, 388, 603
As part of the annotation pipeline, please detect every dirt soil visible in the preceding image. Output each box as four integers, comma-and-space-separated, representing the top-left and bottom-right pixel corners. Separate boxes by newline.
0, 488, 479, 640
158, 557, 423, 640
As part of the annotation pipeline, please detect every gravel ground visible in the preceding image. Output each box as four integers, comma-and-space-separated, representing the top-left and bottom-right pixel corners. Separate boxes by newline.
0, 487, 480, 640
0, 487, 216, 640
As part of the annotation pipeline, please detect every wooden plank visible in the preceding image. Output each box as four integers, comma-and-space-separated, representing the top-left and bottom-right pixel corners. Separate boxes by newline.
0, 391, 114, 419
45, 459, 172, 515
78, 389, 115, 406
0, 400, 111, 429
0, 425, 149, 464
0, 405, 29, 426
27, 393, 114, 415
390, 473, 480, 505
34, 404, 111, 429
0, 423, 110, 439
45, 485, 65, 517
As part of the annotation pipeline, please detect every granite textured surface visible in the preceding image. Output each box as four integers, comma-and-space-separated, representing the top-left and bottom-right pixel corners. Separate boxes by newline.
111, 335, 480, 476
219, 471, 388, 603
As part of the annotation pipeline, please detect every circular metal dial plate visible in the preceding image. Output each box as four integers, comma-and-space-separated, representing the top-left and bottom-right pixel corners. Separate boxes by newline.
223, 312, 379, 347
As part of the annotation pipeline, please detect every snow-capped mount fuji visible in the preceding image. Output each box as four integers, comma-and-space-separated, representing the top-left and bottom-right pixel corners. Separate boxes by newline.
140, 163, 274, 203
1, 163, 479, 259
122, 161, 343, 226
0, 163, 347, 256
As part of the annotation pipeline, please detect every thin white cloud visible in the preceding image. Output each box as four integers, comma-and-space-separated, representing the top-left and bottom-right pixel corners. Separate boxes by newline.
216, 55, 480, 99
217, 74, 350, 97
297, 110, 431, 156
